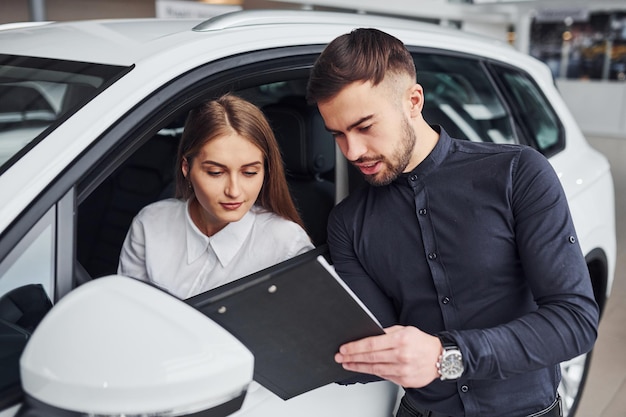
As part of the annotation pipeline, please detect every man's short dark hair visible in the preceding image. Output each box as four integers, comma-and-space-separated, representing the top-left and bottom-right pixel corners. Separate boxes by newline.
307, 28, 416, 104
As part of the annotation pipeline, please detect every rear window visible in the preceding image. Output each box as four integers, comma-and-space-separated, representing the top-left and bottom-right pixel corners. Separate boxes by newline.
0, 55, 130, 174
411, 52, 565, 157
414, 53, 516, 145
491, 65, 564, 156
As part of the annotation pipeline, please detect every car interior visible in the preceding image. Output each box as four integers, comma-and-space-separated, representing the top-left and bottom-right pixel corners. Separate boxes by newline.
0, 57, 129, 172
75, 80, 338, 281
0, 84, 58, 167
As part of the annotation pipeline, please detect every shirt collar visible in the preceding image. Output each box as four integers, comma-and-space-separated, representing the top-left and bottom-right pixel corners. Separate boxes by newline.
396, 125, 452, 184
185, 201, 256, 267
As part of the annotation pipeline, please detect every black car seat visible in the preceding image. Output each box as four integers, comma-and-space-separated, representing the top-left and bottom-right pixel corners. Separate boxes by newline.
263, 97, 336, 246
76, 130, 179, 279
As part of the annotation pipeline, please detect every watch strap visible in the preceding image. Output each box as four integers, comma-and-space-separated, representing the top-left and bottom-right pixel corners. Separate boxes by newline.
437, 334, 456, 348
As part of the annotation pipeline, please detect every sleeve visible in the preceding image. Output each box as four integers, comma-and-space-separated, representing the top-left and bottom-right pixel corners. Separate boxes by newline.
452, 147, 599, 379
327, 202, 399, 385
326, 203, 398, 329
117, 215, 150, 283
290, 223, 315, 257
254, 216, 315, 268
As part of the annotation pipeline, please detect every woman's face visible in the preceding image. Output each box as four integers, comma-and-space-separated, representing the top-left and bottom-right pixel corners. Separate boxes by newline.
183, 132, 265, 236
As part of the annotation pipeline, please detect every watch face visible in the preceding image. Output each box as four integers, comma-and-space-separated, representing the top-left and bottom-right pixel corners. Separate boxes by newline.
441, 350, 464, 379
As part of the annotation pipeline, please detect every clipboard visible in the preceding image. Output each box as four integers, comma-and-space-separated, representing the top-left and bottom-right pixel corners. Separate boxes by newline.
185, 245, 384, 400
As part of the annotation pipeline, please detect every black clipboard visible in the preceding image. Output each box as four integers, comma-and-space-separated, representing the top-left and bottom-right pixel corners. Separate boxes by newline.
185, 245, 384, 400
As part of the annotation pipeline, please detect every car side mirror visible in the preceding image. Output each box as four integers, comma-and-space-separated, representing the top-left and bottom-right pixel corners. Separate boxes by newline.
17, 276, 254, 417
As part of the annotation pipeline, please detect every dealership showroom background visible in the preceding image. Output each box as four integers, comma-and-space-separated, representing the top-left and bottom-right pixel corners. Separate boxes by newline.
1, 1, 625, 416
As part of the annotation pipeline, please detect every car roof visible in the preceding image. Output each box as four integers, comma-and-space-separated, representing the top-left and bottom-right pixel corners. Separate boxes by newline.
0, 9, 518, 66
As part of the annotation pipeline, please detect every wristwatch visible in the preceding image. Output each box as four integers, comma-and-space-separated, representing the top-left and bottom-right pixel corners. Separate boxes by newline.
436, 335, 464, 381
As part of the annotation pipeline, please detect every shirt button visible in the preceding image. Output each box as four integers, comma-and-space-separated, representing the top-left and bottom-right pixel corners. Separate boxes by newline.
441, 296, 450, 305
428, 252, 437, 260
418, 208, 427, 215
461, 385, 469, 393
569, 235, 577, 244
410, 174, 418, 181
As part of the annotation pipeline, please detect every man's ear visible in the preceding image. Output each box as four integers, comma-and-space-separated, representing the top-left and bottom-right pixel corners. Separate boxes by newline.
408, 83, 425, 116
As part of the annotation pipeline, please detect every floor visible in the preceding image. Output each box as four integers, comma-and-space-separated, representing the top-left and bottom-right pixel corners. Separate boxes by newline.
575, 135, 626, 417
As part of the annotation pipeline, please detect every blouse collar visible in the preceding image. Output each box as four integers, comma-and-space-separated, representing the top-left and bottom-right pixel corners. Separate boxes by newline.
185, 201, 256, 267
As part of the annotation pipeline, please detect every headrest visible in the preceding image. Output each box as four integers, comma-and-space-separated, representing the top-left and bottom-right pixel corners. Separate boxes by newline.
264, 97, 335, 178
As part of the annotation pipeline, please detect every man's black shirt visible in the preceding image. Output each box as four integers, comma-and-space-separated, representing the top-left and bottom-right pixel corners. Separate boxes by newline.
327, 127, 599, 417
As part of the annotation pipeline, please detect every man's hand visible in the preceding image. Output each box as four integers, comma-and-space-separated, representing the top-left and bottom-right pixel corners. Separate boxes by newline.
334, 325, 442, 388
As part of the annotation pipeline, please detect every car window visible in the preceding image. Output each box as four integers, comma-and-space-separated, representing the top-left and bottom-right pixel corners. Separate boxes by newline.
414, 53, 516, 145
75, 76, 335, 282
0, 208, 56, 299
0, 55, 131, 174
0, 207, 55, 407
76, 124, 182, 279
490, 64, 565, 156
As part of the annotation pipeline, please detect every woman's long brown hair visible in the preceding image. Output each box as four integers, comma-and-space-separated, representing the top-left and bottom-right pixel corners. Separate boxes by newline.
175, 93, 306, 230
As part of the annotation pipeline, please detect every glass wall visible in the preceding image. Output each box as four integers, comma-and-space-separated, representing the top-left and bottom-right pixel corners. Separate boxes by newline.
530, 10, 626, 81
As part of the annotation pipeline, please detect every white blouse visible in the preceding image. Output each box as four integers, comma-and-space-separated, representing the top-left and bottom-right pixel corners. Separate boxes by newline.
118, 198, 314, 299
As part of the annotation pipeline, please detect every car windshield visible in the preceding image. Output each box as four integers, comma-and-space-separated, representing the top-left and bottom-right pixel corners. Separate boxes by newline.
0, 55, 130, 174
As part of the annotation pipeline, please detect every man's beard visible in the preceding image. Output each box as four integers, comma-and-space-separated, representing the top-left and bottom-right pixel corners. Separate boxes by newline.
359, 117, 417, 186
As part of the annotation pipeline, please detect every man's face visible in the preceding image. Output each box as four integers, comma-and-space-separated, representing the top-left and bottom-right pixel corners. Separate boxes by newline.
317, 79, 418, 186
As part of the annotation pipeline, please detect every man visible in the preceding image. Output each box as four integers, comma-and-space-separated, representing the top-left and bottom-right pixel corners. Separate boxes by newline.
306, 28, 598, 417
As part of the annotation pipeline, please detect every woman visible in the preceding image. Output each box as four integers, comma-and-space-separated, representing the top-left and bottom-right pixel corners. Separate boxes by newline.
118, 94, 313, 299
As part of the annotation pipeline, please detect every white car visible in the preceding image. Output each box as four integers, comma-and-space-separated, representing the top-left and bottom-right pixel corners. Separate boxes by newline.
0, 10, 616, 417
